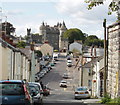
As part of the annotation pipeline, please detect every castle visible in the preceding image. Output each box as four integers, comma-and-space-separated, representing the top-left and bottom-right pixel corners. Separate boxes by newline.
27, 21, 68, 51
39, 21, 68, 51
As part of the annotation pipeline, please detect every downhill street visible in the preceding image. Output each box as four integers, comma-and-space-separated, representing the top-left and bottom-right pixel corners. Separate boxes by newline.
41, 54, 100, 105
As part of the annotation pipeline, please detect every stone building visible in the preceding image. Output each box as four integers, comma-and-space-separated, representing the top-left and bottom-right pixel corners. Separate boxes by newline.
26, 28, 42, 44
107, 21, 120, 98
39, 21, 68, 51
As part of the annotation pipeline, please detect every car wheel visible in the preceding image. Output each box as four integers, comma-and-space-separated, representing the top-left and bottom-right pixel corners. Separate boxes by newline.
74, 97, 77, 100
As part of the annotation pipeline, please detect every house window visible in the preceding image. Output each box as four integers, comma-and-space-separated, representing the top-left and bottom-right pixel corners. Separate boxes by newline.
88, 80, 92, 87
88, 69, 91, 76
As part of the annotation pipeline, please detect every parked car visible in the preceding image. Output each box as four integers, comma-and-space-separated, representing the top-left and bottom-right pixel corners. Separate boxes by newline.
28, 82, 43, 104
35, 75, 39, 82
39, 73, 44, 79
0, 80, 33, 105
42, 85, 50, 96
44, 68, 49, 73
59, 80, 67, 88
42, 70, 47, 75
28, 83, 43, 105
50, 62, 55, 66
74, 86, 91, 99
62, 73, 69, 79
46, 65, 52, 71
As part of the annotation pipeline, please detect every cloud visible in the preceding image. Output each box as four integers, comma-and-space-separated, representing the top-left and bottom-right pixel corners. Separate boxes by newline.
6, 10, 24, 16
55, 0, 116, 39
15, 23, 40, 36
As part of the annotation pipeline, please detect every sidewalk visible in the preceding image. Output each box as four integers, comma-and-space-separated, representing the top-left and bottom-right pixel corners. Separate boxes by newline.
83, 98, 101, 104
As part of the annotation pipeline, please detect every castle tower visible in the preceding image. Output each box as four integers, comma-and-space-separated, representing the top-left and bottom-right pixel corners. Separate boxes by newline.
59, 21, 67, 51
39, 22, 46, 43
27, 28, 32, 44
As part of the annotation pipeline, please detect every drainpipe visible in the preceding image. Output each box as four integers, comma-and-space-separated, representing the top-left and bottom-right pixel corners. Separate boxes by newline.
13, 51, 15, 80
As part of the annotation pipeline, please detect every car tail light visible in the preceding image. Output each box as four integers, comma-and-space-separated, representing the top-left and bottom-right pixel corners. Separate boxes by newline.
85, 91, 89, 94
75, 92, 79, 94
44, 89, 48, 91
3, 81, 10, 83
23, 85, 30, 101
40, 89, 43, 92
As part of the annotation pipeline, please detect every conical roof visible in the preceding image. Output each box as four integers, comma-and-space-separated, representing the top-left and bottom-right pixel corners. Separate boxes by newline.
60, 21, 67, 30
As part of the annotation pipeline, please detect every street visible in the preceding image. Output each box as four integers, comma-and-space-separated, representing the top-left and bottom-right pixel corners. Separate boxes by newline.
41, 54, 100, 105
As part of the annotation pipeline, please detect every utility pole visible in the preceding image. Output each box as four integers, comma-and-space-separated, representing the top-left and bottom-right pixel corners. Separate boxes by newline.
80, 42, 83, 86
0, 7, 2, 37
103, 19, 107, 96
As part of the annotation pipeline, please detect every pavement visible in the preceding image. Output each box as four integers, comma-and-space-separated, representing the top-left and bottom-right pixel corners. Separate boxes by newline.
82, 98, 101, 103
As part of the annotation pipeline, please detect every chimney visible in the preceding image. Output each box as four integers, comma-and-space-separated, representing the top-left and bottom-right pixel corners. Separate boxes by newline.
30, 43, 34, 51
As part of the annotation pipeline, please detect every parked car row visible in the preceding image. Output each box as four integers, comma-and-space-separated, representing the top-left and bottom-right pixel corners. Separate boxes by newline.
0, 79, 52, 105
0, 80, 33, 105
35, 64, 53, 82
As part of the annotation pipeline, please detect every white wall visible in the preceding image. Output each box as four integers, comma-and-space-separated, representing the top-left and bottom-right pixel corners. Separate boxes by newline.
69, 42, 82, 53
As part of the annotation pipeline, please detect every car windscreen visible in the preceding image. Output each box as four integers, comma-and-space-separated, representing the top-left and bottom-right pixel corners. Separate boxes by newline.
29, 85, 39, 95
61, 81, 66, 83
77, 88, 87, 91
0, 82, 25, 95
29, 85, 39, 91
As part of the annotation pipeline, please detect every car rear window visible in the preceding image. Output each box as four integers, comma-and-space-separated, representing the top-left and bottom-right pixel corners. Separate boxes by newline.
61, 81, 66, 83
0, 82, 25, 95
77, 87, 87, 91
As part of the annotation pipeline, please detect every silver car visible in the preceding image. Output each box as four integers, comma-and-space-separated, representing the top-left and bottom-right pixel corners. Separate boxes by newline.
28, 82, 43, 104
74, 87, 90, 99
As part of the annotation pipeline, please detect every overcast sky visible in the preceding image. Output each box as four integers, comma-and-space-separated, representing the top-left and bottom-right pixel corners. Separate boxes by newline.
1, 0, 117, 39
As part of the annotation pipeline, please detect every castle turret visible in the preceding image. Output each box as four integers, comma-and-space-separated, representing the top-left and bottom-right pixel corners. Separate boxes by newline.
59, 21, 67, 51
39, 22, 46, 43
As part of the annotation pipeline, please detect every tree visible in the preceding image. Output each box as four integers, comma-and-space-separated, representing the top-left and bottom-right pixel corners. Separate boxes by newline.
35, 50, 42, 57
85, 0, 120, 20
84, 35, 104, 47
63, 28, 86, 44
2, 22, 15, 35
72, 48, 82, 56
16, 41, 26, 48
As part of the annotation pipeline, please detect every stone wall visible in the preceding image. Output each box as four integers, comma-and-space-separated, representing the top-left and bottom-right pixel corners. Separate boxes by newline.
107, 21, 120, 98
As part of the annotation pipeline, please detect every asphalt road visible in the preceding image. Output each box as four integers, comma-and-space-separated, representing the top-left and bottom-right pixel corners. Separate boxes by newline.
41, 54, 101, 105
41, 54, 83, 103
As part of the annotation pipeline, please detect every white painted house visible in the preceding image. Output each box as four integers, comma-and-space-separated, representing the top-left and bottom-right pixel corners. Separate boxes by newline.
69, 41, 82, 54
92, 56, 104, 98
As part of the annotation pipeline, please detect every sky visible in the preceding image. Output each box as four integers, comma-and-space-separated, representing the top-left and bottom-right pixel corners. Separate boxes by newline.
0, 0, 117, 39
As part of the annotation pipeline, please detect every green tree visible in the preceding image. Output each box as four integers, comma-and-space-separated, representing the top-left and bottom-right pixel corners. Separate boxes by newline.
85, 0, 120, 20
2, 22, 15, 35
16, 41, 26, 48
84, 35, 104, 47
35, 50, 42, 57
72, 48, 82, 56
63, 28, 86, 44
